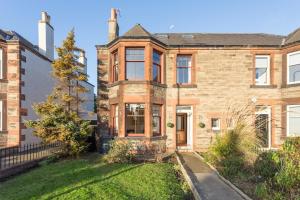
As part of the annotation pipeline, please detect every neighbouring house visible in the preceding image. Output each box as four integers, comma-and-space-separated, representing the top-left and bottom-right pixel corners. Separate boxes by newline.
0, 12, 95, 148
97, 8, 300, 152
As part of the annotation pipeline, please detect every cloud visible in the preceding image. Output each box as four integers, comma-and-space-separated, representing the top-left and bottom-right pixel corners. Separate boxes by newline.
169, 25, 175, 30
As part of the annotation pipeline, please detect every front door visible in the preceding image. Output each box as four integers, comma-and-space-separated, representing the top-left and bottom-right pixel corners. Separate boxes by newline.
176, 113, 187, 146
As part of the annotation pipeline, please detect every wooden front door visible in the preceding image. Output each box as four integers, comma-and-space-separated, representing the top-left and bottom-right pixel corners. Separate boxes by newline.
176, 113, 187, 146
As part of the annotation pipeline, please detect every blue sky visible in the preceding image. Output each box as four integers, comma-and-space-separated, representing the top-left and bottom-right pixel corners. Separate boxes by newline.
1, 0, 300, 91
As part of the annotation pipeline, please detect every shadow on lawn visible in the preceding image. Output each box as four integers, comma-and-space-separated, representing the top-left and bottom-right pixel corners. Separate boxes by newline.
44, 163, 142, 200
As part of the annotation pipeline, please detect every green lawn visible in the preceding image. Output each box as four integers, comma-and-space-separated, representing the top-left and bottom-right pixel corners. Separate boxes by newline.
0, 154, 190, 200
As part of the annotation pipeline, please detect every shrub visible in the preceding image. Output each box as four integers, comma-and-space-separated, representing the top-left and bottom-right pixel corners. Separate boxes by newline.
254, 151, 280, 180
254, 137, 300, 199
205, 123, 260, 177
104, 140, 135, 164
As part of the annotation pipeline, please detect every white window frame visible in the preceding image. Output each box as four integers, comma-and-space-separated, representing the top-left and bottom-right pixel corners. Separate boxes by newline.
0, 48, 3, 79
0, 101, 3, 131
255, 55, 270, 85
287, 51, 300, 84
255, 106, 271, 149
211, 118, 221, 131
287, 105, 300, 137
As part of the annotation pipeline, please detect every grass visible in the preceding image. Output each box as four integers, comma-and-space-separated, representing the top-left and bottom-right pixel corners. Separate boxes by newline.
0, 154, 190, 200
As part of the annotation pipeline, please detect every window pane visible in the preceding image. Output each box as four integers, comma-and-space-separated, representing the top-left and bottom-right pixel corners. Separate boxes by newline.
153, 117, 160, 133
153, 64, 159, 82
177, 68, 190, 83
177, 55, 191, 67
153, 51, 161, 64
126, 116, 135, 134
289, 64, 300, 83
152, 105, 161, 134
289, 53, 300, 66
255, 114, 269, 147
176, 116, 183, 131
136, 116, 145, 133
256, 68, 267, 84
126, 49, 144, 61
212, 118, 220, 129
114, 105, 118, 134
288, 106, 300, 136
255, 57, 268, 68
126, 62, 144, 80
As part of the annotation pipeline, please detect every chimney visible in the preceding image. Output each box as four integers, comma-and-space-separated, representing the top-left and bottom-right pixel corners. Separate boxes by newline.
38, 11, 54, 60
108, 8, 119, 42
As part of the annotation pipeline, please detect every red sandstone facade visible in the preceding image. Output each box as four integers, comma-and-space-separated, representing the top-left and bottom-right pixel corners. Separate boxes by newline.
97, 9, 300, 152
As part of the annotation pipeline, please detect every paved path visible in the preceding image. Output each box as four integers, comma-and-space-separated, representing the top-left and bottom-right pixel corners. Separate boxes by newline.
178, 152, 245, 200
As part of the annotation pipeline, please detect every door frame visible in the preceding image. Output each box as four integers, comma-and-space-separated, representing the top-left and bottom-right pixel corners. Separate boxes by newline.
176, 106, 193, 149
255, 106, 271, 149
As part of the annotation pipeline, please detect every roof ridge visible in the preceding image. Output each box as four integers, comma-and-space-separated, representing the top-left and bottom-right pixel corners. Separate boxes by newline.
153, 32, 285, 37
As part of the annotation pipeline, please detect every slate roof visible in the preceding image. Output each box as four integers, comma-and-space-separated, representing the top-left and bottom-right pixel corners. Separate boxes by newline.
0, 29, 39, 51
285, 28, 300, 45
102, 23, 300, 47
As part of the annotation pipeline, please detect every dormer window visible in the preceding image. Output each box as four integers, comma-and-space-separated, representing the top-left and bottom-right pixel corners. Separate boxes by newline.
287, 51, 300, 84
126, 48, 145, 80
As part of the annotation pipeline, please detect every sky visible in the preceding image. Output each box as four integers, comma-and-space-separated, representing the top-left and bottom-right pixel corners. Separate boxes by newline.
1, 0, 300, 92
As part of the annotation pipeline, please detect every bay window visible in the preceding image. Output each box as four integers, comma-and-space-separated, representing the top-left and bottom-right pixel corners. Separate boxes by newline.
287, 105, 300, 137
126, 48, 145, 80
255, 55, 270, 85
152, 50, 161, 82
112, 51, 119, 82
152, 105, 161, 136
177, 55, 191, 84
287, 51, 300, 84
125, 104, 145, 135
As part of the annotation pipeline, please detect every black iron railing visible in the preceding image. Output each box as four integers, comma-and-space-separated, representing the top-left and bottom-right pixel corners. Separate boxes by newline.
0, 142, 61, 170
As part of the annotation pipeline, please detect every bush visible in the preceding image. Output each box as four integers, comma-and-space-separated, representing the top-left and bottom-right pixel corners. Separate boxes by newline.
254, 151, 280, 180
254, 137, 300, 199
205, 122, 260, 178
104, 140, 135, 164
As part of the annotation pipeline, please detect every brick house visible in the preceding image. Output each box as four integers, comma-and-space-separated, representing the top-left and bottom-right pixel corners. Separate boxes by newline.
97, 9, 300, 152
0, 12, 95, 148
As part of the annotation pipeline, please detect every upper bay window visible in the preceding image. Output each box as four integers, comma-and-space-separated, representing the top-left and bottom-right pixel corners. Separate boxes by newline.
287, 51, 300, 84
126, 48, 145, 80
177, 55, 191, 84
112, 51, 119, 82
125, 103, 145, 135
255, 55, 270, 85
287, 105, 300, 137
152, 50, 161, 82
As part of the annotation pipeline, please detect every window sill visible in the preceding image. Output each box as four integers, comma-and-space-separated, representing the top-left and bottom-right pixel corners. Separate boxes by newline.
250, 85, 277, 88
0, 131, 8, 134
282, 83, 300, 88
172, 84, 197, 88
108, 80, 167, 88
0, 79, 8, 83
